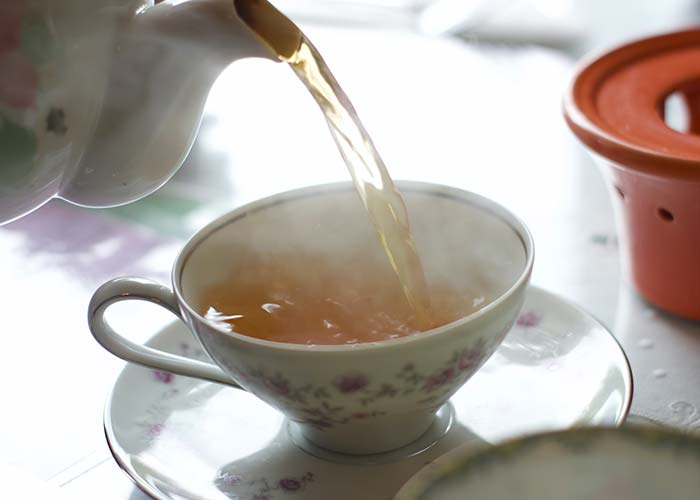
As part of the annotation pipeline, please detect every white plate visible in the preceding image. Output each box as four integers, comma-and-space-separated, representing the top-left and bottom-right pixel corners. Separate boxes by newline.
105, 286, 632, 500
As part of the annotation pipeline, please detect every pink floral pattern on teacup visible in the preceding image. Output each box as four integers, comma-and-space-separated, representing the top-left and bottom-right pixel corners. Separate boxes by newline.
423, 367, 456, 392
263, 374, 291, 396
333, 373, 369, 394
230, 337, 494, 430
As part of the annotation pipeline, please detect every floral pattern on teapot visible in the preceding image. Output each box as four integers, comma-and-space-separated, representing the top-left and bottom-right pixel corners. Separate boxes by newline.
0, 2, 44, 178
0, 3, 41, 110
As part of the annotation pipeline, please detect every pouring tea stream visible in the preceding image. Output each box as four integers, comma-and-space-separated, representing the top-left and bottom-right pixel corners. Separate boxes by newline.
234, 0, 433, 325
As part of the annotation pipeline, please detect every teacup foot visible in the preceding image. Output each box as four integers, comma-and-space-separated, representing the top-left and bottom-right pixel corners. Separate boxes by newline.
287, 403, 454, 465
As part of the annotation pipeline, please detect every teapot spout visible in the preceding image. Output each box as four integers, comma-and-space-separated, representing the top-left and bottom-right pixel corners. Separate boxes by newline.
60, 0, 277, 208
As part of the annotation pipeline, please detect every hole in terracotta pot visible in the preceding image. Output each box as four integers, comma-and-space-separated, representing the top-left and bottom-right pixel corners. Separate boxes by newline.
663, 91, 690, 133
657, 207, 674, 222
615, 186, 625, 200
662, 79, 700, 136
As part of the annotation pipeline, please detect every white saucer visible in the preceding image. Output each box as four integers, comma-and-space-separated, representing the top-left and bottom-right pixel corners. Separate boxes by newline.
105, 286, 632, 500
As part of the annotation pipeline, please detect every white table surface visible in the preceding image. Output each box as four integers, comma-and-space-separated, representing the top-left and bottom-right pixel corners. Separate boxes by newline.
2, 15, 700, 499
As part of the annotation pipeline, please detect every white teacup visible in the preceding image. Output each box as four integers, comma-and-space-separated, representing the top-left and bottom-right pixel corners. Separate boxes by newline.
88, 182, 533, 455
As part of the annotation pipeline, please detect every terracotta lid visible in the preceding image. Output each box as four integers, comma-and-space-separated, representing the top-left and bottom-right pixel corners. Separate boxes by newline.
564, 28, 700, 179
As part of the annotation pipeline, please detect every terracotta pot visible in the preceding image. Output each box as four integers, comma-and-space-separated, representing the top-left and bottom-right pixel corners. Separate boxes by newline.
564, 29, 700, 320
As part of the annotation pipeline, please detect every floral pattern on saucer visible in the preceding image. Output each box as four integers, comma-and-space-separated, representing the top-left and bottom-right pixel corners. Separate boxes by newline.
516, 311, 542, 328
134, 341, 210, 441
215, 471, 315, 500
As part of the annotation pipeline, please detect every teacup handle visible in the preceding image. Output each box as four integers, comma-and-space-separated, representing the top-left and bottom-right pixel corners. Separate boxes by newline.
88, 277, 235, 387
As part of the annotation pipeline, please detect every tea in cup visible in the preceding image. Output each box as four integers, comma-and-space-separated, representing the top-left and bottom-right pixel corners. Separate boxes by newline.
88, 181, 533, 455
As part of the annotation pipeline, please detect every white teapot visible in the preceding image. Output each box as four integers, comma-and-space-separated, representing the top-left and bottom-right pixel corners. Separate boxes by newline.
0, 0, 275, 224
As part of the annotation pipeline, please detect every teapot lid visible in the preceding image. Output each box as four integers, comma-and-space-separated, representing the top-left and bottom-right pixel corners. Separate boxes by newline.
564, 28, 700, 179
